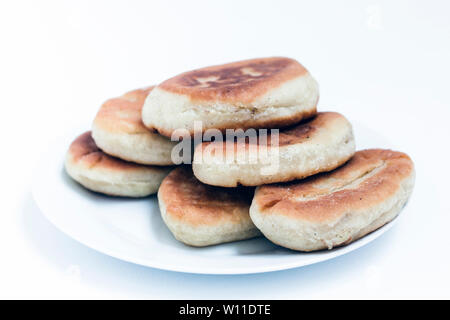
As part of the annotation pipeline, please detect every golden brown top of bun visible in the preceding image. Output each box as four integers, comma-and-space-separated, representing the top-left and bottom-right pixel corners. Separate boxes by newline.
253, 149, 414, 222
159, 166, 254, 226
158, 57, 307, 104
93, 86, 154, 134
276, 112, 346, 146
195, 112, 349, 154
67, 131, 148, 172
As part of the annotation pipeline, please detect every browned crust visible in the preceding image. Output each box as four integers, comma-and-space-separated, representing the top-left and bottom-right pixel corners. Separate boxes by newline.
158, 57, 308, 104
159, 166, 254, 226
195, 112, 344, 154
93, 86, 154, 134
67, 131, 151, 172
276, 112, 343, 146
254, 149, 414, 222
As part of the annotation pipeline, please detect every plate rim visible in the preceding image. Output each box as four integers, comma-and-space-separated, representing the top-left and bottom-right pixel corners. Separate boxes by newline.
31, 128, 400, 275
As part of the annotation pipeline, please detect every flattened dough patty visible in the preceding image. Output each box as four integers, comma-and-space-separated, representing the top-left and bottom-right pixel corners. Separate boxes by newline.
92, 87, 177, 165
193, 112, 355, 187
65, 131, 172, 197
250, 149, 415, 251
158, 166, 260, 246
142, 57, 319, 137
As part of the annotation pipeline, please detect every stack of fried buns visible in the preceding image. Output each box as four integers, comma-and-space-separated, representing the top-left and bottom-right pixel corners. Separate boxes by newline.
65, 57, 415, 251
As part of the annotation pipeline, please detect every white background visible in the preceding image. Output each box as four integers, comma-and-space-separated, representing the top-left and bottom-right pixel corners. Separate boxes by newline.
1, 0, 449, 299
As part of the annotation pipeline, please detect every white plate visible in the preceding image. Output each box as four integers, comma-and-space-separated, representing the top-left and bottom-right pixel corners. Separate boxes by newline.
32, 123, 401, 274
